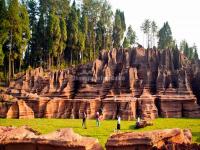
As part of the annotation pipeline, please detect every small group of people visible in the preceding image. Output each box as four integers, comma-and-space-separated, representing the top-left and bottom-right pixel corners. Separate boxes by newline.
82, 111, 121, 131
82, 111, 102, 129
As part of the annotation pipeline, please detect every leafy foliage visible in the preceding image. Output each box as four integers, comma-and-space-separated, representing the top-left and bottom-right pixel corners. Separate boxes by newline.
0, 0, 198, 82
158, 22, 173, 49
113, 9, 126, 48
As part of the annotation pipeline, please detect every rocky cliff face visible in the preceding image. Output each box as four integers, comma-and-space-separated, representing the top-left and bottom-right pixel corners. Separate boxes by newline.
1, 47, 200, 120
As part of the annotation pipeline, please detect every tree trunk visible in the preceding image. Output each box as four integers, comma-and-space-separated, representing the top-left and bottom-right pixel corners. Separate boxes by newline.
93, 35, 96, 60
81, 51, 83, 63
147, 33, 150, 48
8, 50, 11, 83
12, 60, 14, 78
48, 54, 51, 70
71, 50, 73, 65
52, 55, 54, 67
57, 55, 59, 68
57, 55, 60, 68
103, 33, 106, 49
19, 60, 21, 73
8, 30, 13, 84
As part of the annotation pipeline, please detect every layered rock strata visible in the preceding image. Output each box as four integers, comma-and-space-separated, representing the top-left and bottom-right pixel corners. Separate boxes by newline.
1, 47, 200, 120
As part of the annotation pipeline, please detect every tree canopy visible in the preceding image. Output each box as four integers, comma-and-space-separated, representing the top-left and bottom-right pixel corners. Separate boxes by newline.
0, 0, 198, 83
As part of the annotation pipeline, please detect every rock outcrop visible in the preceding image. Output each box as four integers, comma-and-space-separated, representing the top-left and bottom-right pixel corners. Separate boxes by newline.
0, 127, 199, 150
1, 47, 200, 120
106, 128, 200, 150
0, 126, 103, 150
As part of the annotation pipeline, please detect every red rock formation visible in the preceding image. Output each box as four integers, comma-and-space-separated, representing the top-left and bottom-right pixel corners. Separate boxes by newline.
1, 47, 200, 120
106, 128, 197, 150
100, 96, 136, 120
0, 126, 103, 150
7, 102, 19, 118
137, 89, 158, 120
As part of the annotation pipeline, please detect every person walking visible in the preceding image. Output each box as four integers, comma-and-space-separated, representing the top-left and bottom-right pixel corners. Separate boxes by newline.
82, 112, 87, 129
96, 111, 100, 127
117, 115, 121, 131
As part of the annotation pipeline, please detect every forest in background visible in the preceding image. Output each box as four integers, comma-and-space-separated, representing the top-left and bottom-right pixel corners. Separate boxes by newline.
0, 0, 199, 84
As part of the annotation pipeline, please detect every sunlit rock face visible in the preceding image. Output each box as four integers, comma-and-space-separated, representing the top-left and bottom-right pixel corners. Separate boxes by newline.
1, 47, 200, 120
106, 128, 200, 150
0, 126, 103, 150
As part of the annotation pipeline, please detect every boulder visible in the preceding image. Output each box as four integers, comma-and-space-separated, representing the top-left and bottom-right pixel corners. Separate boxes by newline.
0, 126, 103, 150
135, 120, 153, 129
106, 128, 195, 150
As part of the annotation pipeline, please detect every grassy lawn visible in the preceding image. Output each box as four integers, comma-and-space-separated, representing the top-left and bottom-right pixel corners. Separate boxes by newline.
0, 118, 199, 148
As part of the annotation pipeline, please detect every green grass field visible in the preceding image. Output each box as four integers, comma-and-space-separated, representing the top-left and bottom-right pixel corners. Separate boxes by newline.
0, 118, 199, 148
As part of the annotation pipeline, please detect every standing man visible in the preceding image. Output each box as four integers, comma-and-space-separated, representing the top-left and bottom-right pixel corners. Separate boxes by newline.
82, 112, 87, 129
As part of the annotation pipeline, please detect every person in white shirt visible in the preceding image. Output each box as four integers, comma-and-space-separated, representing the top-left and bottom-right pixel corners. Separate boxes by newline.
137, 117, 140, 123
96, 111, 100, 127
117, 115, 121, 130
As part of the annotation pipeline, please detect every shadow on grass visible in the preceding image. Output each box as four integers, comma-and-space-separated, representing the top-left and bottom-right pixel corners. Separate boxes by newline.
129, 125, 136, 130
192, 132, 200, 143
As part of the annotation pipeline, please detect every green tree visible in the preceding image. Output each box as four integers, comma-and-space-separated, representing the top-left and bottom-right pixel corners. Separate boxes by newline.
99, 0, 113, 50
0, 45, 5, 66
18, 4, 31, 71
25, 0, 38, 67
123, 37, 129, 48
151, 20, 157, 47
0, 0, 8, 66
49, 0, 70, 17
126, 25, 136, 46
66, 1, 78, 65
193, 49, 199, 60
47, 8, 61, 68
0, 0, 8, 44
79, 14, 88, 63
35, 0, 49, 67
58, 17, 67, 66
83, 0, 102, 59
192, 44, 198, 60
180, 40, 187, 52
158, 22, 173, 49
7, 0, 23, 81
141, 19, 151, 48
184, 43, 190, 58
188, 43, 198, 60
180, 40, 190, 58
96, 21, 104, 51
113, 9, 126, 48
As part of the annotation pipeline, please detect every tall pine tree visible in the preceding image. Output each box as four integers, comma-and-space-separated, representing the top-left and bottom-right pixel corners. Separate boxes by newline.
47, 8, 61, 68
66, 1, 78, 65
0, 0, 8, 66
113, 9, 126, 48
158, 22, 173, 49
